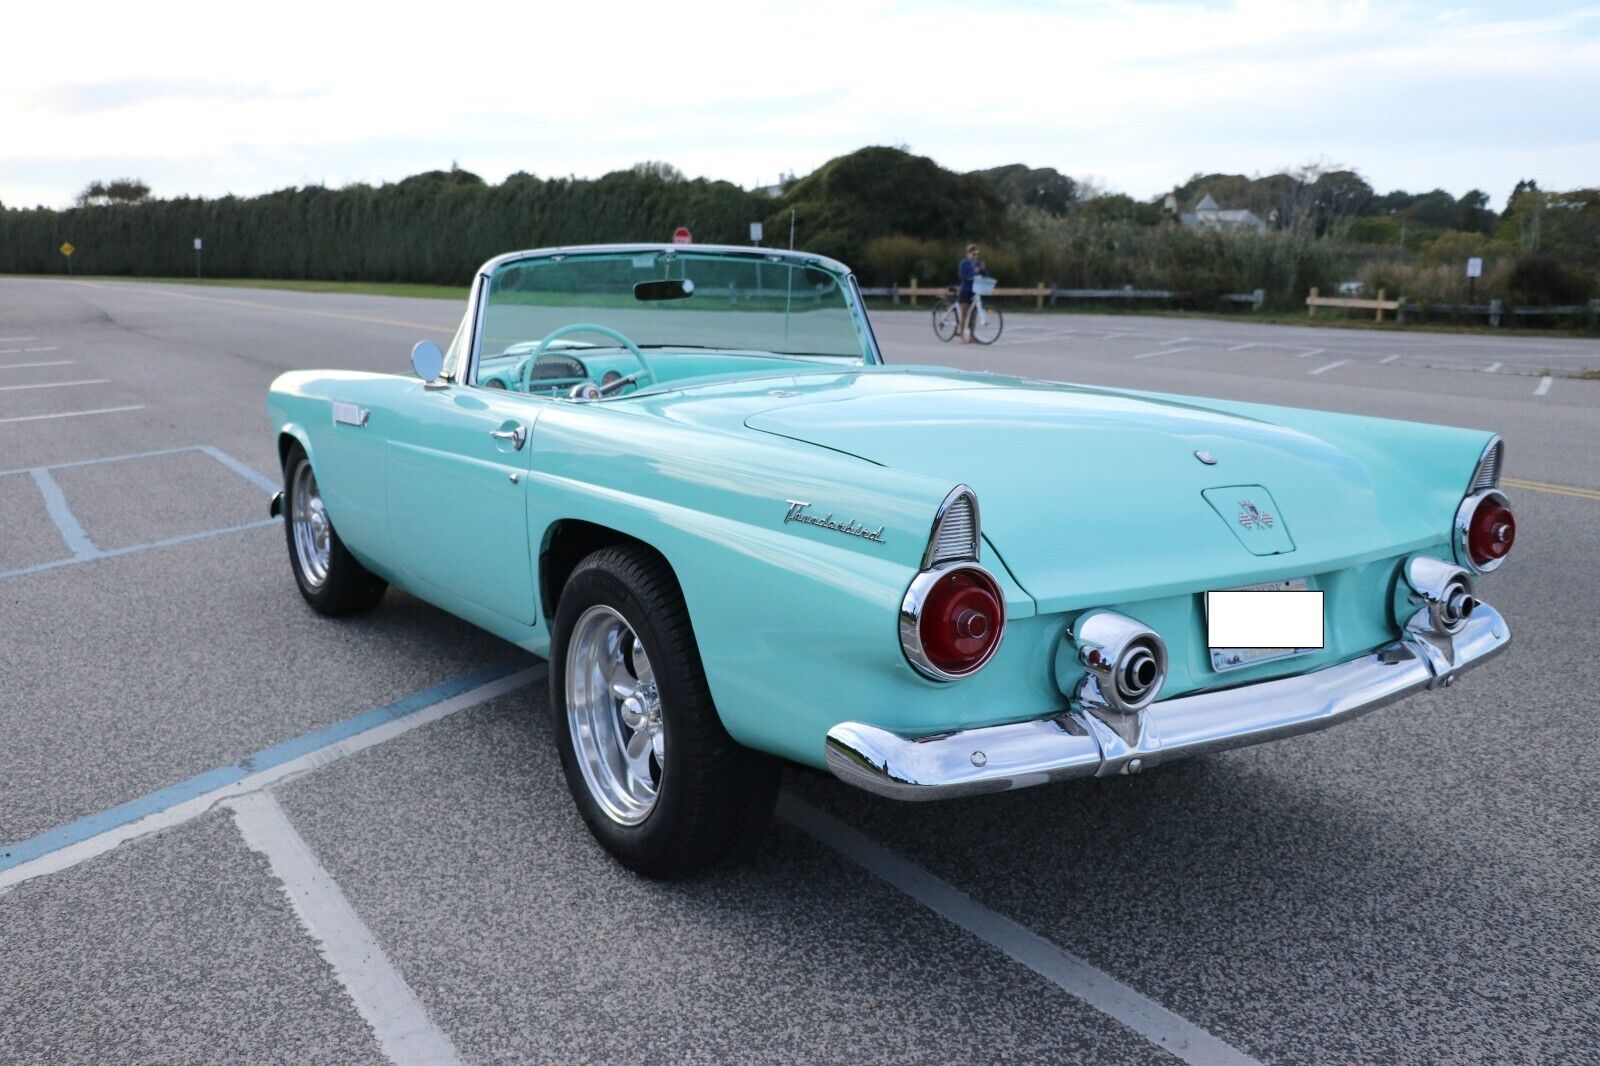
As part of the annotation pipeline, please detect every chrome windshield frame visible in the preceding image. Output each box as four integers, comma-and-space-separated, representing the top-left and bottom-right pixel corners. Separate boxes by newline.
462, 243, 879, 388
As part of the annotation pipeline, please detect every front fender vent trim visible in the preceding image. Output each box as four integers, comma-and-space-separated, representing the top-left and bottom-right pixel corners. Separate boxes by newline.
923, 486, 980, 568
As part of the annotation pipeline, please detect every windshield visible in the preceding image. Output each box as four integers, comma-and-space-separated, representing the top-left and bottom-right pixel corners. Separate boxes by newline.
476, 250, 872, 366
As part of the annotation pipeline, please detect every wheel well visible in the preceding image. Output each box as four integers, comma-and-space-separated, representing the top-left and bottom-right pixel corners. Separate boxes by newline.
539, 520, 670, 621
276, 432, 300, 473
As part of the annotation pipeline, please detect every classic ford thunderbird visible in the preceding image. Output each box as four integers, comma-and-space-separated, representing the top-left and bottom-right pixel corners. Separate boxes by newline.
267, 244, 1515, 875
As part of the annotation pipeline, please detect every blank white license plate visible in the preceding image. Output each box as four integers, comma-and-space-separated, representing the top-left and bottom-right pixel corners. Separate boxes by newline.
1205, 578, 1324, 672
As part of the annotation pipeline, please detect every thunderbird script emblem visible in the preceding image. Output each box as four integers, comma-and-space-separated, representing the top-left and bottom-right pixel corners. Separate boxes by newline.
784, 500, 886, 543
1237, 499, 1276, 530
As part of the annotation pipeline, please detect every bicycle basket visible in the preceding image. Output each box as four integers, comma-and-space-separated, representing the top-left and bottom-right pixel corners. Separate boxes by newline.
971, 277, 998, 295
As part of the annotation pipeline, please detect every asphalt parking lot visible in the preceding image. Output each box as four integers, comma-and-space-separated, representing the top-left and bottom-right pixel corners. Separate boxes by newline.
2, 278, 1597, 1065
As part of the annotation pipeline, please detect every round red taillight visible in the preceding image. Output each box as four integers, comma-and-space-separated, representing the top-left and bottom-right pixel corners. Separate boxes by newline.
1467, 498, 1515, 566
917, 568, 1005, 676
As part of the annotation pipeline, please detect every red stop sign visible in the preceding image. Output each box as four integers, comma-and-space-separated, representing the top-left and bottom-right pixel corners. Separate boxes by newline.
672, 226, 692, 244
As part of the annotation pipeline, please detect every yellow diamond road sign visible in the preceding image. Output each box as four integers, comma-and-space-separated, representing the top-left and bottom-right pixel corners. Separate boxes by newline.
60, 242, 75, 257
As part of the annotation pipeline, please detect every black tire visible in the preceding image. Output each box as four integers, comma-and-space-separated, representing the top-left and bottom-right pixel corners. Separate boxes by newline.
550, 545, 779, 877
932, 298, 958, 341
972, 302, 1004, 344
280, 441, 387, 616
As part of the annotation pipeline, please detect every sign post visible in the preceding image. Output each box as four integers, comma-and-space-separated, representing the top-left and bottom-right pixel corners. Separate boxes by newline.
748, 221, 763, 247
1465, 256, 1483, 306
194, 237, 204, 279
59, 241, 75, 275
672, 226, 692, 245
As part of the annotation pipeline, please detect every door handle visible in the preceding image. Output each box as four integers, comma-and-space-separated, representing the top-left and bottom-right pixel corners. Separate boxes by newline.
490, 425, 527, 450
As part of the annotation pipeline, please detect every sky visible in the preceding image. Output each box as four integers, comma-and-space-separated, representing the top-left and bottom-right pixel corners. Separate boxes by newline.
3, 0, 1597, 210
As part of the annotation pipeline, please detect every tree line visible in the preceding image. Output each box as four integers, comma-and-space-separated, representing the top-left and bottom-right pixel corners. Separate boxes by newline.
2, 148, 1594, 310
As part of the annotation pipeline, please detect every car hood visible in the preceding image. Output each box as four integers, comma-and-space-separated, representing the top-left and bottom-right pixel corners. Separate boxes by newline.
735, 376, 1461, 611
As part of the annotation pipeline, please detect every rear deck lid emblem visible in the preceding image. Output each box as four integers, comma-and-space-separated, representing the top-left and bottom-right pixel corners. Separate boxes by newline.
1201, 486, 1295, 555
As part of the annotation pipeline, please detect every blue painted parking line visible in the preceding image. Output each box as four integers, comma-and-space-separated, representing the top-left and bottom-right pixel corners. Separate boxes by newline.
198, 444, 281, 494
0, 444, 283, 583
0, 519, 279, 581
0, 660, 532, 879
29, 467, 98, 560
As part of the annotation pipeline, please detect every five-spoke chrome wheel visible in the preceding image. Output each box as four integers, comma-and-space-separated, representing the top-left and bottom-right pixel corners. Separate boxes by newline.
289, 460, 331, 589
565, 605, 665, 825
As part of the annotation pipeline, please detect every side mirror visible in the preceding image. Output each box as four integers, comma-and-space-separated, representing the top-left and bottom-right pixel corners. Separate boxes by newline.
411, 340, 444, 382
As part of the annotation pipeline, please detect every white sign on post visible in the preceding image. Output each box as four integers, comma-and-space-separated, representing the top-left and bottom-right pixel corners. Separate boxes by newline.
1465, 257, 1483, 278
194, 237, 203, 251
749, 221, 763, 244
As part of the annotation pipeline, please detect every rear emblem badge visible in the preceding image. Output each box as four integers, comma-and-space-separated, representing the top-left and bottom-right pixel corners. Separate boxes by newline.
1237, 499, 1276, 529
1194, 450, 1217, 465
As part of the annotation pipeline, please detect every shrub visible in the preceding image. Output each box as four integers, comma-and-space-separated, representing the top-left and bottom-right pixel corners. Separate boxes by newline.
1507, 253, 1593, 305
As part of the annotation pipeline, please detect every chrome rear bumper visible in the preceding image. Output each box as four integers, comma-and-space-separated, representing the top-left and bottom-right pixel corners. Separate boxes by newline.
825, 604, 1510, 800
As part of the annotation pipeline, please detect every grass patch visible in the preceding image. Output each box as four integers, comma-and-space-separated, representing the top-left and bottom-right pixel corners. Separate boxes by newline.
32, 274, 469, 300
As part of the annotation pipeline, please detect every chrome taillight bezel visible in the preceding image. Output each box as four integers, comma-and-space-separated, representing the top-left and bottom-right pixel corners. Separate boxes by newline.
899, 563, 1007, 682
1453, 488, 1514, 574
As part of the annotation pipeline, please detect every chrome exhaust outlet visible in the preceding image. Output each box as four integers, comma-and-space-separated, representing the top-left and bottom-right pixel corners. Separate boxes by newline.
1404, 556, 1477, 636
1072, 610, 1168, 716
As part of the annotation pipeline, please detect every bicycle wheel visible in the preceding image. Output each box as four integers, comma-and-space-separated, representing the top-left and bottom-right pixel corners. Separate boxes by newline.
932, 299, 958, 342
971, 302, 1004, 345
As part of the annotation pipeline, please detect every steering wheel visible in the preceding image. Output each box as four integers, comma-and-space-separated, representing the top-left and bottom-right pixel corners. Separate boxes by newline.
519, 323, 655, 394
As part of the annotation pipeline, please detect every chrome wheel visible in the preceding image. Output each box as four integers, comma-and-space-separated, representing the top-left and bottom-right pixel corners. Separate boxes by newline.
565, 605, 664, 825
289, 460, 331, 588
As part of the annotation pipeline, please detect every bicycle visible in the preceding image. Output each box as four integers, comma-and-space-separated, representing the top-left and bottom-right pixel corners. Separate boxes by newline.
932, 276, 1003, 344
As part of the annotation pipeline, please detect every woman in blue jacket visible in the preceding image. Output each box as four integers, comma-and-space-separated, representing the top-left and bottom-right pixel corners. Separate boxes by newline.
956, 244, 986, 343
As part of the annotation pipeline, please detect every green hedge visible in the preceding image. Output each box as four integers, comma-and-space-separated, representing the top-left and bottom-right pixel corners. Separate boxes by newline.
0, 170, 766, 285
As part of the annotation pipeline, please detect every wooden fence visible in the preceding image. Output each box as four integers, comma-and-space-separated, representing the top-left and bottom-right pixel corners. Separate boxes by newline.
856, 282, 1264, 310
1308, 289, 1600, 328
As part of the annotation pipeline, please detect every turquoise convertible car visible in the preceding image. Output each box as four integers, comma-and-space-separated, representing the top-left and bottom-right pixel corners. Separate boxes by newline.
267, 244, 1515, 875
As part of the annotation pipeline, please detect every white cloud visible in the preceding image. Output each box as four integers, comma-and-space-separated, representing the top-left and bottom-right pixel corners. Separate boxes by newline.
2, 0, 1595, 207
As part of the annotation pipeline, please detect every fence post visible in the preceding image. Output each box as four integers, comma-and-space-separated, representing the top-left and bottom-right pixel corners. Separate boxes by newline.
1589, 298, 1600, 331
1397, 298, 1409, 324
1489, 299, 1502, 327
891, 284, 899, 307
1308, 287, 1318, 317
1035, 282, 1046, 310
1252, 288, 1265, 311
1049, 283, 1059, 308
909, 278, 917, 308
1375, 289, 1386, 323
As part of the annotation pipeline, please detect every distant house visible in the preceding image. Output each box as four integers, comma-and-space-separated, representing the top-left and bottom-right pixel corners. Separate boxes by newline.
1178, 194, 1268, 234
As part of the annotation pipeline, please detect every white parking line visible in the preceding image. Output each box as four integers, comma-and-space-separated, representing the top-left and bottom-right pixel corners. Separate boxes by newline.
1227, 343, 1257, 352
1159, 337, 1191, 345
1380, 355, 1400, 364
229, 793, 464, 1066
0, 346, 59, 354
0, 336, 36, 343
1485, 362, 1502, 373
1297, 348, 1325, 359
0, 405, 144, 425
0, 379, 109, 392
0, 360, 75, 371
1132, 346, 1205, 360
1309, 360, 1349, 376
779, 796, 1260, 1066
1535, 375, 1553, 397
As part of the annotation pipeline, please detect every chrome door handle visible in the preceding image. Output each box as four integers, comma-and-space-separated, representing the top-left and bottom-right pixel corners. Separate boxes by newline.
490, 425, 527, 450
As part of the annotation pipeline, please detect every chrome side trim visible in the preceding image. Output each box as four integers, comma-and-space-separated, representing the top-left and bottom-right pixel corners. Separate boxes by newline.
827, 604, 1510, 800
